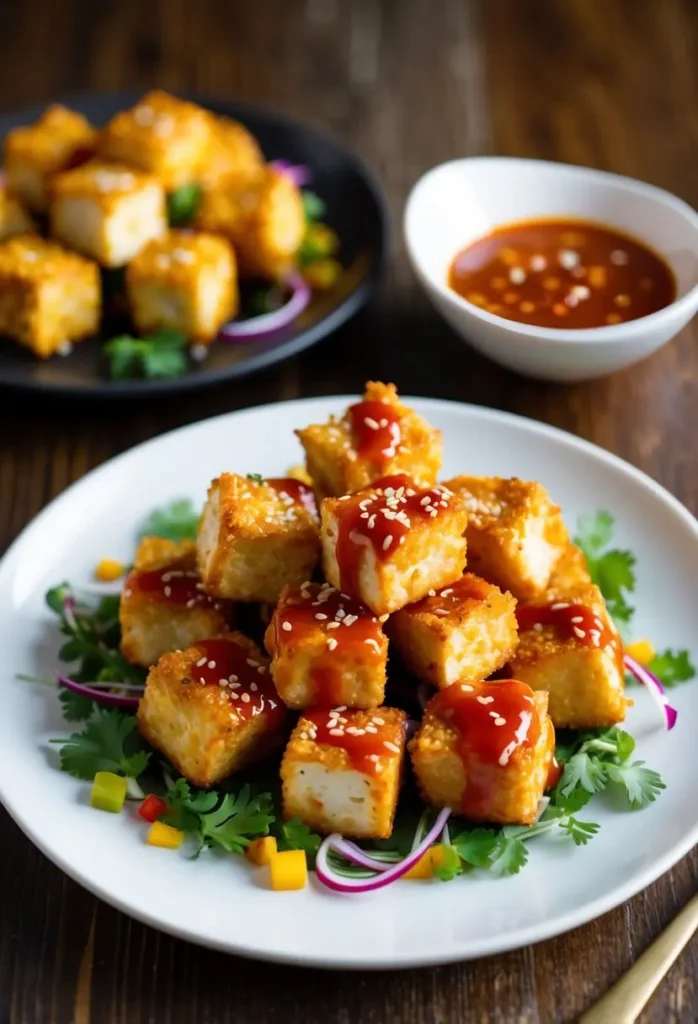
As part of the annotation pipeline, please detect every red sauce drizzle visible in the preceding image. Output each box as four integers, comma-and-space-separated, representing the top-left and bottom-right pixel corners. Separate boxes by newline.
124, 559, 223, 611
516, 601, 616, 649
409, 573, 491, 616
347, 400, 402, 465
266, 477, 318, 519
546, 757, 563, 791
189, 637, 284, 725
301, 708, 405, 774
432, 679, 539, 769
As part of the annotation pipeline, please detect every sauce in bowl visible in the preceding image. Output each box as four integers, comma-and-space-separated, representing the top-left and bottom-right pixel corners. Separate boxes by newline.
448, 217, 676, 329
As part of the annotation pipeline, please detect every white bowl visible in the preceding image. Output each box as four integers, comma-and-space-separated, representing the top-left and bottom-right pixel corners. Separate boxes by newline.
404, 157, 698, 381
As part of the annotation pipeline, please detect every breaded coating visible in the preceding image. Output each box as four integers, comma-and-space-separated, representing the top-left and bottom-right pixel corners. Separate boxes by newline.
410, 679, 555, 826
265, 582, 388, 709
199, 114, 264, 188
0, 185, 34, 243
196, 165, 305, 280
0, 234, 99, 357
137, 631, 286, 788
548, 539, 592, 591
197, 473, 320, 603
120, 536, 233, 668
296, 381, 443, 498
388, 573, 518, 689
321, 475, 468, 616
445, 475, 568, 601
99, 90, 212, 190
126, 229, 237, 343
281, 706, 407, 838
4, 104, 95, 212
49, 160, 166, 268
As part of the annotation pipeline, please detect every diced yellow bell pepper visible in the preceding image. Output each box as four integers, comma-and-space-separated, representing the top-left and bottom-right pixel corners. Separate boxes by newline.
95, 558, 125, 582
304, 223, 339, 256
429, 844, 450, 871
147, 821, 184, 850
90, 771, 127, 813
268, 849, 307, 890
285, 464, 313, 486
246, 836, 277, 866
625, 639, 656, 666
303, 258, 342, 290
403, 850, 435, 880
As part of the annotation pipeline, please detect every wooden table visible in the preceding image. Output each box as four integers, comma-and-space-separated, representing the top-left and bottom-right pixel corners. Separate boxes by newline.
1, 1, 697, 1020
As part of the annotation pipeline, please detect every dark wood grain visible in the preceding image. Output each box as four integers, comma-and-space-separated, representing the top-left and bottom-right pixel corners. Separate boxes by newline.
1, 1, 697, 1021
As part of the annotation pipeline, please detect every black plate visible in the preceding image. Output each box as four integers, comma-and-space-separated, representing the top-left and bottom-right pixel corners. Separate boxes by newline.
0, 91, 388, 398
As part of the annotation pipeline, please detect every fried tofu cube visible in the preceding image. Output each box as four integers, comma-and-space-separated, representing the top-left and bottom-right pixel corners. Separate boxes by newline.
389, 573, 518, 689
120, 536, 234, 667
49, 160, 166, 268
196, 165, 305, 279
548, 539, 592, 591
197, 473, 320, 603
4, 104, 95, 212
281, 706, 407, 838
320, 476, 467, 616
99, 90, 212, 190
125, 229, 237, 343
509, 579, 627, 728
199, 115, 264, 188
265, 582, 388, 709
296, 381, 443, 498
410, 679, 555, 825
137, 631, 286, 788
0, 235, 99, 357
0, 186, 34, 242
445, 475, 568, 601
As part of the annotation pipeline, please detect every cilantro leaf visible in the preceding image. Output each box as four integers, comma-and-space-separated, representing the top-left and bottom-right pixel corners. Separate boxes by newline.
167, 183, 202, 226
275, 818, 322, 862
604, 761, 666, 808
433, 844, 463, 882
302, 190, 326, 222
648, 648, 696, 688
559, 816, 600, 846
451, 827, 500, 868
574, 510, 636, 625
58, 688, 95, 723
488, 835, 528, 876
575, 510, 615, 556
246, 473, 265, 485
140, 499, 199, 542
559, 751, 608, 798
164, 780, 274, 856
52, 709, 150, 781
105, 328, 189, 381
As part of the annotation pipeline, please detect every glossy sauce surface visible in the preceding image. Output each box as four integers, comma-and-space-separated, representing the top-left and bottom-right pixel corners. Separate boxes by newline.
301, 708, 405, 774
347, 400, 402, 466
188, 637, 284, 724
266, 477, 318, 519
449, 217, 676, 329
408, 573, 491, 617
517, 600, 623, 671
124, 558, 224, 611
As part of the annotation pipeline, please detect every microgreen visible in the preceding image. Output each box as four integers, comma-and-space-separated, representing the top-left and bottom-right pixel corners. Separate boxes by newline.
167, 183, 202, 227
105, 328, 189, 380
139, 498, 200, 542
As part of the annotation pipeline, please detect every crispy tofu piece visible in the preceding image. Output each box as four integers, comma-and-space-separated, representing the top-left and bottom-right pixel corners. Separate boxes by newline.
120, 536, 233, 667
548, 539, 592, 591
137, 631, 286, 788
410, 679, 554, 826
509, 576, 626, 728
296, 381, 443, 498
196, 165, 305, 280
0, 185, 34, 242
197, 473, 320, 603
320, 475, 468, 616
281, 706, 407, 838
125, 229, 237, 343
4, 105, 95, 212
389, 573, 518, 689
49, 160, 166, 268
199, 115, 264, 188
0, 234, 99, 357
265, 582, 388, 709
99, 90, 212, 190
445, 475, 568, 601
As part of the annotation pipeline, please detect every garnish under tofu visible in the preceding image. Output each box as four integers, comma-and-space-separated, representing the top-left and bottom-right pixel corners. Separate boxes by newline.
320, 474, 468, 616
265, 582, 388, 709
296, 381, 443, 498
120, 536, 233, 668
410, 679, 554, 826
0, 234, 100, 358
445, 475, 568, 601
197, 473, 320, 603
388, 573, 518, 689
3, 104, 95, 212
199, 114, 264, 188
137, 631, 286, 788
99, 90, 212, 190
126, 229, 238, 343
281, 706, 407, 839
0, 185, 34, 243
49, 160, 167, 268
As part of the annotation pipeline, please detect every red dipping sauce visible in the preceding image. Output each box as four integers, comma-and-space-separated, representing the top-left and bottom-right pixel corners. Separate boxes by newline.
516, 600, 623, 672
265, 477, 318, 519
347, 400, 402, 467
124, 558, 224, 612
190, 637, 284, 725
301, 707, 405, 775
409, 573, 492, 616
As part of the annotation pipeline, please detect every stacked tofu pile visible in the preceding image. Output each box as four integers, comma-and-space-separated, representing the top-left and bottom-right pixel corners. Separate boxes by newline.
0, 91, 306, 358
133, 380, 627, 841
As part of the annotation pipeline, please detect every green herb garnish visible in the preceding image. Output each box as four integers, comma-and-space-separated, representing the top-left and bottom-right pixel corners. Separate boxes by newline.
302, 190, 326, 222
167, 183, 202, 227
555, 726, 665, 810
246, 473, 265, 485
648, 648, 696, 687
105, 328, 189, 381
164, 778, 274, 856
139, 498, 200, 542
575, 510, 636, 625
51, 709, 150, 783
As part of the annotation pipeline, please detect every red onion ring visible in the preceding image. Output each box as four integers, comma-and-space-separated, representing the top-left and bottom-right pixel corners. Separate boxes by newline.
624, 654, 678, 730
269, 160, 311, 187
57, 673, 142, 710
218, 272, 311, 341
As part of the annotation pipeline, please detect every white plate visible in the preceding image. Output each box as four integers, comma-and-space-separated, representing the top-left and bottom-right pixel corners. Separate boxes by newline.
0, 396, 697, 969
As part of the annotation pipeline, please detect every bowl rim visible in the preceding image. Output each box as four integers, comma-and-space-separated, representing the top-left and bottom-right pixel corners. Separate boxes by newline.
404, 155, 698, 346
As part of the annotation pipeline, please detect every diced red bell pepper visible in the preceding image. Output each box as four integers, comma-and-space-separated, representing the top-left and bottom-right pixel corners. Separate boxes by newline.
138, 794, 167, 823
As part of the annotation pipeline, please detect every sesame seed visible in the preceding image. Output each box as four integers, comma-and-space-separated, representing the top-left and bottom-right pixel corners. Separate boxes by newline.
533, 623, 544, 632
329, 728, 345, 736
335, 705, 347, 712
489, 711, 499, 718
343, 614, 358, 626
477, 695, 495, 705
327, 637, 338, 651
186, 599, 195, 609
364, 639, 381, 652
218, 679, 227, 687
196, 657, 207, 667
246, 658, 259, 667
558, 249, 580, 269
315, 613, 328, 620
551, 602, 570, 610
494, 717, 506, 726
207, 661, 216, 669
164, 585, 172, 597
441, 589, 453, 597
365, 725, 377, 733
610, 249, 629, 265
300, 732, 308, 741
327, 621, 340, 629
250, 682, 258, 691
383, 741, 400, 753
241, 693, 251, 703
509, 267, 526, 284
572, 284, 591, 299
372, 716, 385, 725
420, 496, 431, 506
230, 692, 239, 699
364, 417, 380, 429
382, 535, 393, 550
379, 614, 389, 623
571, 616, 584, 623
346, 726, 360, 735
282, 621, 292, 631
530, 254, 547, 271
573, 626, 586, 638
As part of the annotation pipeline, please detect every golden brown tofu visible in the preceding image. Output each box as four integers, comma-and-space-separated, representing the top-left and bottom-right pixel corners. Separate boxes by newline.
196, 165, 305, 280
99, 90, 212, 190
137, 631, 287, 788
265, 582, 388, 709
445, 475, 568, 601
0, 185, 34, 242
4, 104, 95, 212
548, 539, 592, 591
119, 536, 234, 668
199, 114, 264, 188
321, 475, 468, 616
410, 679, 555, 826
389, 573, 518, 689
49, 160, 166, 268
296, 381, 443, 498
281, 706, 407, 838
0, 234, 99, 358
126, 229, 237, 343
197, 473, 320, 603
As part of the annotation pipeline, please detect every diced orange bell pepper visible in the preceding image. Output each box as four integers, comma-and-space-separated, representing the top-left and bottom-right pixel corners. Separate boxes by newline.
147, 822, 184, 850
246, 836, 277, 866
625, 639, 656, 666
95, 558, 125, 582
403, 850, 434, 880
268, 849, 307, 890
